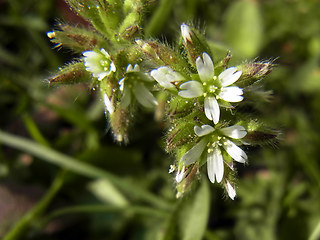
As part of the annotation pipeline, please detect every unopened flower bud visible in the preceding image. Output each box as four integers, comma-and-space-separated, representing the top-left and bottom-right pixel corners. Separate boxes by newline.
181, 23, 192, 43
48, 61, 90, 85
136, 40, 189, 72
180, 24, 212, 66
237, 61, 274, 87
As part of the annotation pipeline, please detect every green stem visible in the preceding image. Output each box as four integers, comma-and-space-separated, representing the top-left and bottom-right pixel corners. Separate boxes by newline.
22, 114, 50, 147
0, 130, 171, 210
144, 0, 174, 37
43, 204, 168, 225
3, 171, 66, 240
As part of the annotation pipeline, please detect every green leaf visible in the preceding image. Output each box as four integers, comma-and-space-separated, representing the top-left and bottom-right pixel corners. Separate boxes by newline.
224, 0, 263, 58
179, 180, 210, 240
0, 130, 170, 210
87, 179, 129, 207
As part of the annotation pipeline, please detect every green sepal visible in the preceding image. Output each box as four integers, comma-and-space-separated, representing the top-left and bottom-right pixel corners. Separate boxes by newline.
118, 24, 141, 41
48, 24, 107, 52
48, 61, 90, 85
175, 164, 200, 198
181, 26, 212, 67
97, 1, 123, 40
238, 120, 279, 146
66, 0, 109, 37
119, 12, 142, 37
136, 40, 190, 73
167, 97, 195, 120
166, 121, 196, 152
109, 104, 132, 143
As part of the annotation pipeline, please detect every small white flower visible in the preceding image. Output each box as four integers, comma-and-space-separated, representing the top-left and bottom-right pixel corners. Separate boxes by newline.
119, 64, 157, 108
181, 23, 192, 42
151, 66, 185, 90
83, 48, 116, 80
180, 124, 247, 184
178, 52, 243, 124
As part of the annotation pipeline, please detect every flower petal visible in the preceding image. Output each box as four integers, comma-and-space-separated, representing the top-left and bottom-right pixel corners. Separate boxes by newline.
151, 67, 184, 90
103, 93, 114, 114
181, 23, 192, 42
175, 166, 187, 183
196, 53, 215, 82
220, 125, 247, 139
207, 147, 224, 183
120, 87, 131, 108
194, 125, 215, 137
204, 96, 220, 124
100, 48, 110, 58
218, 86, 243, 102
181, 138, 208, 165
223, 139, 247, 163
178, 81, 203, 98
133, 83, 158, 108
226, 181, 236, 200
219, 67, 242, 87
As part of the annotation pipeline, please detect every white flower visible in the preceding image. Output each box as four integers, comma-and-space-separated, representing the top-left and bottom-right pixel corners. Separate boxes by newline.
180, 124, 247, 184
178, 52, 243, 124
83, 48, 116, 80
150, 66, 185, 90
119, 64, 158, 108
181, 23, 192, 42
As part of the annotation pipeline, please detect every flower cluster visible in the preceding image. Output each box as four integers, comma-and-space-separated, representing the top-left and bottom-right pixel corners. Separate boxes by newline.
83, 48, 116, 81
47, 1, 275, 201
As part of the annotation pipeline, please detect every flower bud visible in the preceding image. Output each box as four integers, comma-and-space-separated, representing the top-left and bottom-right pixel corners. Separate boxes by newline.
48, 61, 90, 85
181, 24, 192, 43
180, 23, 212, 66
237, 61, 274, 87
109, 104, 131, 143
136, 40, 189, 72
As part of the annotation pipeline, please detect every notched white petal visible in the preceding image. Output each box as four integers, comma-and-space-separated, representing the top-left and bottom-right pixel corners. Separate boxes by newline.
219, 67, 242, 87
196, 52, 215, 82
178, 81, 203, 98
181, 138, 208, 165
223, 139, 247, 163
204, 97, 220, 124
218, 86, 243, 102
207, 148, 224, 183
194, 125, 215, 137
220, 125, 247, 139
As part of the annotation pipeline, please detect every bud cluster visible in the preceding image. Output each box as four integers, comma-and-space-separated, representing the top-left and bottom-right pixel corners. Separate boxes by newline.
47, 1, 276, 199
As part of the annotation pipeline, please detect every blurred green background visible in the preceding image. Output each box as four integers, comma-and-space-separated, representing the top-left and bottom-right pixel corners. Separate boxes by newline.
1, 0, 320, 239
